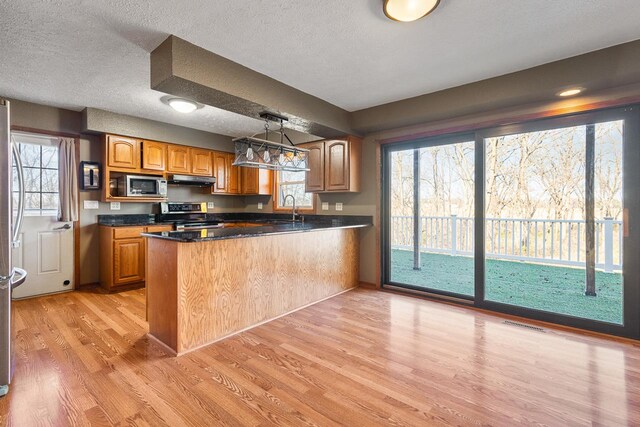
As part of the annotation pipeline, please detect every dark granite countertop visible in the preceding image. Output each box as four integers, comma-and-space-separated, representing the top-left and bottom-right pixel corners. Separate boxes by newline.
141, 217, 372, 242
97, 214, 158, 227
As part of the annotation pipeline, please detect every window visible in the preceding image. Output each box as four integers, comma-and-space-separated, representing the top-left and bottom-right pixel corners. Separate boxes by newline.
12, 135, 59, 217
274, 169, 315, 211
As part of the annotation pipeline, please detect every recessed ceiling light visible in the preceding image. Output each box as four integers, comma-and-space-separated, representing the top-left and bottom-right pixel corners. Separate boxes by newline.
557, 88, 583, 97
383, 0, 440, 22
168, 98, 199, 113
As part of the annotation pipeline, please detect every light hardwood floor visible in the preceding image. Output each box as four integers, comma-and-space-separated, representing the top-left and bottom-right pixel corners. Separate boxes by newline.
1, 287, 639, 426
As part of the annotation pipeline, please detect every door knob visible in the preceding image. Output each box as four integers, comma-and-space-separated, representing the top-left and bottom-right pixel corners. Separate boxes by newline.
53, 223, 71, 231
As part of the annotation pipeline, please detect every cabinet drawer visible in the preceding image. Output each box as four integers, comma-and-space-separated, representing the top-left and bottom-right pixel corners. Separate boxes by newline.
113, 227, 145, 239
146, 225, 173, 233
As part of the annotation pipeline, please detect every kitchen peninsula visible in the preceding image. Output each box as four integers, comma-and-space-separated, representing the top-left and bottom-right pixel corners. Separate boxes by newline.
142, 215, 371, 355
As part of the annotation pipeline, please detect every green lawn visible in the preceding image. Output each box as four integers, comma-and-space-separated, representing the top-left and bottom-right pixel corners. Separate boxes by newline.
390, 249, 623, 324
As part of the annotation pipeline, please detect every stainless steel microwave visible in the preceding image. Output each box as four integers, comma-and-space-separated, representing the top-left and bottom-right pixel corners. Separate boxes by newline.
116, 175, 167, 198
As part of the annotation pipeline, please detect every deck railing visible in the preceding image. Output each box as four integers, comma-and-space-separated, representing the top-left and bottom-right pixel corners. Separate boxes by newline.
391, 215, 623, 272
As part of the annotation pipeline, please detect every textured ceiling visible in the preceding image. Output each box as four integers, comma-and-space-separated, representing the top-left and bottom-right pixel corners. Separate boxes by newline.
1, 0, 640, 137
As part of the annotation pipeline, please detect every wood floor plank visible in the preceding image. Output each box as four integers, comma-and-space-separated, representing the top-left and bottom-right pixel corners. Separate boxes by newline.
1, 287, 639, 426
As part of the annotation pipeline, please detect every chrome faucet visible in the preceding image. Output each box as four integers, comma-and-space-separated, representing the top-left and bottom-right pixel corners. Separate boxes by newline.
283, 194, 298, 222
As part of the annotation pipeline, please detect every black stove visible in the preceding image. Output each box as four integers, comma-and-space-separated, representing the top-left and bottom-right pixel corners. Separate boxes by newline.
157, 202, 222, 231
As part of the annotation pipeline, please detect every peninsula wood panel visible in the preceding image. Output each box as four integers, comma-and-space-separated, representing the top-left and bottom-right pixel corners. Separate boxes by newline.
146, 228, 359, 353
146, 239, 178, 350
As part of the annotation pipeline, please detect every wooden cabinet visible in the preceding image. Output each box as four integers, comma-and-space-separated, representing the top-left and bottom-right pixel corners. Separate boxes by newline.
141, 140, 166, 171
301, 136, 362, 193
212, 152, 241, 195
241, 167, 272, 195
212, 151, 228, 192
167, 144, 190, 174
113, 238, 145, 285
303, 141, 325, 192
106, 135, 139, 169
227, 153, 241, 194
190, 148, 213, 176
99, 224, 173, 291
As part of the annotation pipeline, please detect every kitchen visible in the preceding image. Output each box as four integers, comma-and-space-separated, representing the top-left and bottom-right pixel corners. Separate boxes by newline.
2, 1, 640, 425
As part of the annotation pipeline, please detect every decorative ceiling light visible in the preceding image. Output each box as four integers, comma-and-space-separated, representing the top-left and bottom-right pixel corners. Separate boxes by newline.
168, 98, 199, 113
557, 88, 583, 97
383, 0, 440, 22
233, 112, 309, 172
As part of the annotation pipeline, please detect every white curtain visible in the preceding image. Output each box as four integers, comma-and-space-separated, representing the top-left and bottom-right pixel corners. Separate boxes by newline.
58, 137, 78, 222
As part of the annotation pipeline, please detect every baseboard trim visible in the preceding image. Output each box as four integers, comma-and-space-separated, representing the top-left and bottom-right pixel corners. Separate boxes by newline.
358, 281, 378, 289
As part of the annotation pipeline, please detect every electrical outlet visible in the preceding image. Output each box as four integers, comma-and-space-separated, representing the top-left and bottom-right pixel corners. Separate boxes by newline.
258, 202, 263, 210
83, 200, 99, 210
110, 202, 121, 211
335, 203, 343, 211
207, 202, 215, 209
322, 202, 329, 211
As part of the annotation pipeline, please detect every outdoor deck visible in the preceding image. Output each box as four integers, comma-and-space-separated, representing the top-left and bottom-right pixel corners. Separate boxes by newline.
390, 249, 623, 324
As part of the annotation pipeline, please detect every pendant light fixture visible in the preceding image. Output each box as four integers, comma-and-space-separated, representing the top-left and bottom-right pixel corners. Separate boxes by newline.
383, 0, 440, 22
232, 112, 310, 172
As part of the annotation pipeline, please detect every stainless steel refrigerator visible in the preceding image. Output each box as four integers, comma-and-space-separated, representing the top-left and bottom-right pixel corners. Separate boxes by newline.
0, 99, 27, 397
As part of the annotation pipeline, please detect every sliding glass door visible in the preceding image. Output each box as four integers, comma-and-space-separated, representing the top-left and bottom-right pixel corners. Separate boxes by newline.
382, 106, 640, 338
483, 121, 623, 324
387, 136, 475, 298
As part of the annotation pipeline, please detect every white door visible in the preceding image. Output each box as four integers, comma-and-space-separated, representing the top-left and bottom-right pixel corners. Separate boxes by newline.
11, 132, 74, 299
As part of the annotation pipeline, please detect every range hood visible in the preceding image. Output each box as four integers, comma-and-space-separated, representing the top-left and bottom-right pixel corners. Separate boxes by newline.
168, 174, 216, 186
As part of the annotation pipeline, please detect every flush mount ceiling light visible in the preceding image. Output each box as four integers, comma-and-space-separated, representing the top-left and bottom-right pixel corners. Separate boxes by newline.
383, 0, 441, 22
168, 98, 199, 113
233, 112, 310, 172
557, 88, 583, 97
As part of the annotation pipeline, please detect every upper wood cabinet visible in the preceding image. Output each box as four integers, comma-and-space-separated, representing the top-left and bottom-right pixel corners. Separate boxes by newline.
212, 152, 241, 195
301, 136, 361, 193
325, 140, 350, 191
303, 141, 325, 192
141, 140, 166, 171
106, 135, 139, 170
190, 148, 213, 176
227, 153, 241, 194
241, 167, 272, 195
167, 144, 190, 174
212, 151, 228, 193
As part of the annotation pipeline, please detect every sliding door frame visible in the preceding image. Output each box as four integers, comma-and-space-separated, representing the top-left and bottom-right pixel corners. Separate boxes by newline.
381, 104, 640, 339
381, 132, 477, 301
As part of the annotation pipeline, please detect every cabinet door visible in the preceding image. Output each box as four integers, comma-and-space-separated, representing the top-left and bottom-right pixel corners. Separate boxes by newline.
141, 140, 166, 171
212, 151, 228, 193
302, 141, 325, 192
167, 145, 190, 173
113, 238, 145, 285
241, 167, 258, 194
107, 135, 139, 169
227, 153, 241, 194
325, 139, 350, 191
190, 148, 213, 176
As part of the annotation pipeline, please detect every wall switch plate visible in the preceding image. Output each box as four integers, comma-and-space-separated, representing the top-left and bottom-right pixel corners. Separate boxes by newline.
83, 200, 99, 210
322, 202, 329, 211
110, 202, 121, 211
336, 203, 343, 211
207, 202, 215, 209
258, 202, 263, 210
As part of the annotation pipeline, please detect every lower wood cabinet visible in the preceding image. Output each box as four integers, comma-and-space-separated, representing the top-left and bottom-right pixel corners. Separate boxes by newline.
99, 224, 173, 291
